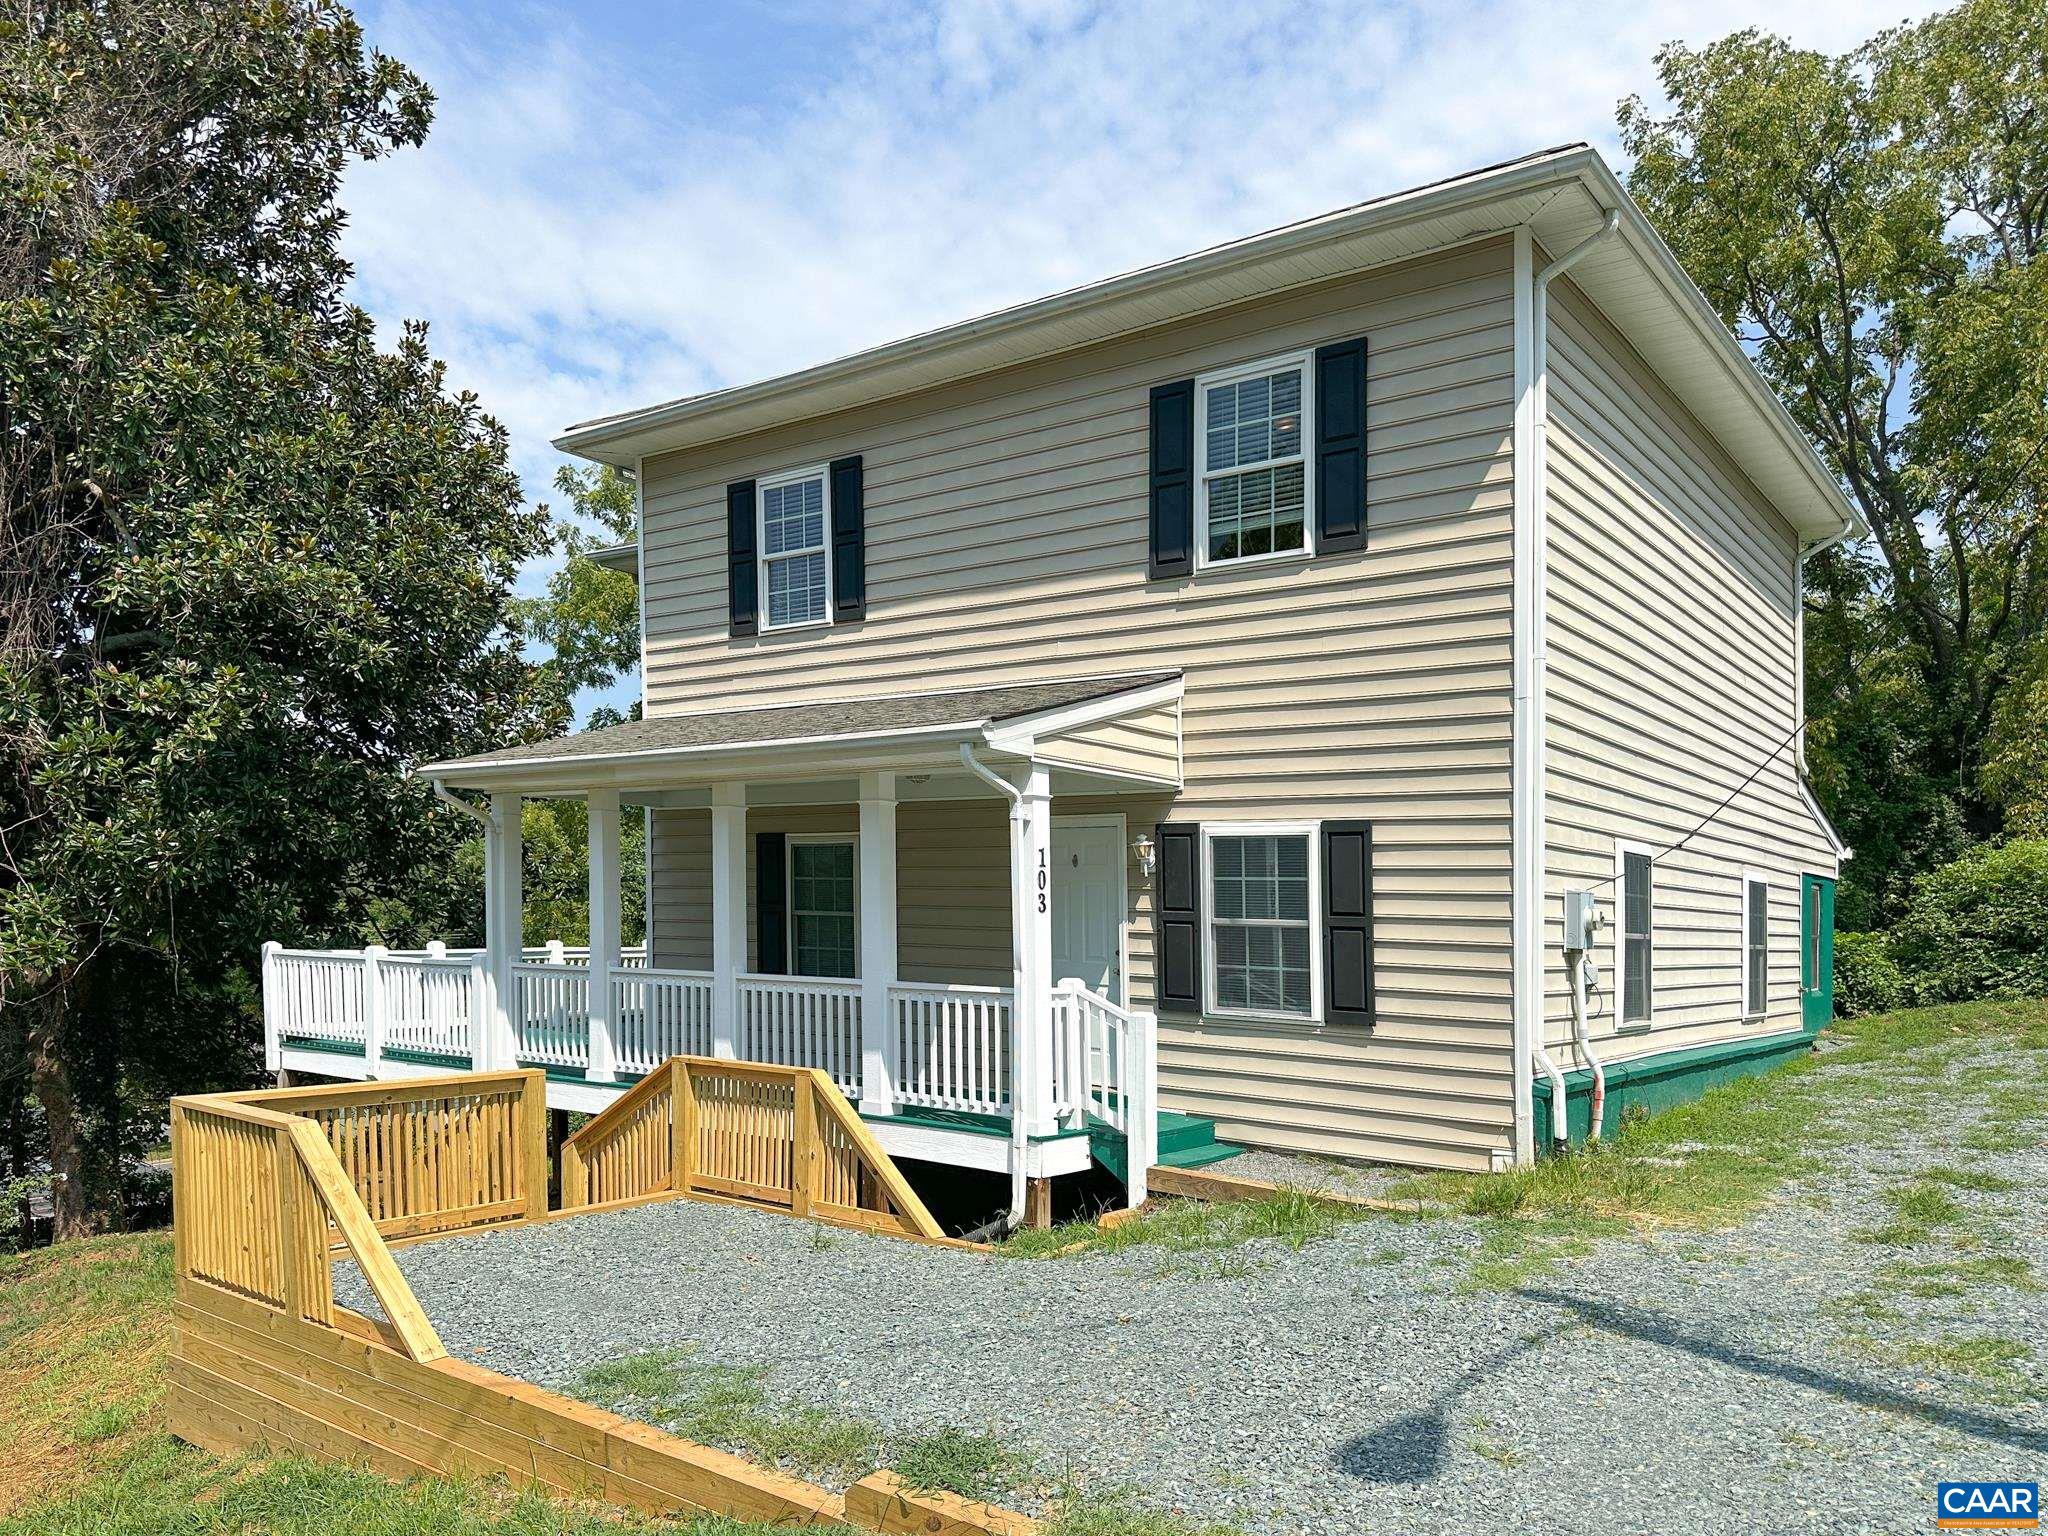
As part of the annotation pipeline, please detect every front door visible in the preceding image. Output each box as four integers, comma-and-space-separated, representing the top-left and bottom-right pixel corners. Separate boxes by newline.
1801, 873, 1836, 1030
1051, 818, 1125, 1004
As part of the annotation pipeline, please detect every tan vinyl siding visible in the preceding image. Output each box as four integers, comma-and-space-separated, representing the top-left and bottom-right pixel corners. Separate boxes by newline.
1034, 699, 1181, 784
1541, 279, 1839, 1068
643, 238, 1518, 1170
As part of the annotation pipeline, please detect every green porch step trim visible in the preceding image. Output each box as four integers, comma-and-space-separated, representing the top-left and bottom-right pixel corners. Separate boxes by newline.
1532, 1024, 1820, 1150
280, 1035, 364, 1057
1091, 1109, 1241, 1185
859, 1103, 1089, 1143
380, 1046, 469, 1070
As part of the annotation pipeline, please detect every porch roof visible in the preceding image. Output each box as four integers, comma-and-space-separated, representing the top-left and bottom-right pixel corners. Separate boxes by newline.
421, 670, 1183, 796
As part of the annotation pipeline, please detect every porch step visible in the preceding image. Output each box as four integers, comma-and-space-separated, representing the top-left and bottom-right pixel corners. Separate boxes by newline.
1091, 1109, 1241, 1186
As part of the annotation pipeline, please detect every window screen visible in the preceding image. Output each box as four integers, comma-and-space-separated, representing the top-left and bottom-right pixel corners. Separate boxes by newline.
1622, 850, 1653, 1023
1745, 879, 1769, 1016
761, 474, 828, 628
1201, 365, 1307, 563
1209, 833, 1311, 1015
789, 841, 855, 977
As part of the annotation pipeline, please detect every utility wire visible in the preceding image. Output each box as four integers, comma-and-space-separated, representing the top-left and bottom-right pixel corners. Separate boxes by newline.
1578, 712, 1812, 893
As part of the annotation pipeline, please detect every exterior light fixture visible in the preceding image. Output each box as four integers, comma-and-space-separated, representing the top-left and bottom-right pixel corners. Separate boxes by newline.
1132, 832, 1157, 878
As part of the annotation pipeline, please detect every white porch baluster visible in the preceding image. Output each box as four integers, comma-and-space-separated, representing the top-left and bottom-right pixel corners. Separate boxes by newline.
586, 787, 622, 1083
362, 943, 388, 1077
484, 791, 523, 1071
709, 782, 746, 1059
858, 770, 897, 1116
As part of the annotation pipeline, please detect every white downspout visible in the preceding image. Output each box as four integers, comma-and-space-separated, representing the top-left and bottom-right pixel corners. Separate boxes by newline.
1515, 209, 1621, 1161
426, 775, 494, 828
961, 743, 1031, 1232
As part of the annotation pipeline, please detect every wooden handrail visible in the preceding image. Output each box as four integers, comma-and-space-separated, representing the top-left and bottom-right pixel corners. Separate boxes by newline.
561, 1055, 945, 1242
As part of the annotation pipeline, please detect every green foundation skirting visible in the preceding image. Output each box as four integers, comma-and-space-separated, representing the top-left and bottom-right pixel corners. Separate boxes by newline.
1531, 1025, 1821, 1150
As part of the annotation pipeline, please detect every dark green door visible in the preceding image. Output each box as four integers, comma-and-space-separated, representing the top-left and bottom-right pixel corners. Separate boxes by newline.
1801, 873, 1836, 1029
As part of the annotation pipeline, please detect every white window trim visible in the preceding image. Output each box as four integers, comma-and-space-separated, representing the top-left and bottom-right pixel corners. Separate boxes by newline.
1200, 821, 1322, 1026
756, 463, 833, 633
1741, 871, 1770, 1021
1613, 838, 1656, 1032
1193, 350, 1316, 573
785, 832, 858, 977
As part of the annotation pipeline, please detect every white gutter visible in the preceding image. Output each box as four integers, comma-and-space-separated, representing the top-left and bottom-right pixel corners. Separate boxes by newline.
426, 776, 493, 828
1511, 210, 1621, 1164
960, 743, 1031, 1232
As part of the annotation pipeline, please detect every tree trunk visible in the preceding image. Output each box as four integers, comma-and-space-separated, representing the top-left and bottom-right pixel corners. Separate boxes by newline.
24, 987, 93, 1241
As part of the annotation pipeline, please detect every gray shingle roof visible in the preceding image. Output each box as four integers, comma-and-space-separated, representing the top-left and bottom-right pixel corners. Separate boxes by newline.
424, 671, 1179, 774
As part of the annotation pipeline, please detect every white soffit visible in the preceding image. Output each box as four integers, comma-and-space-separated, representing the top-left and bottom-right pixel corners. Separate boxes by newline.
558, 145, 1857, 544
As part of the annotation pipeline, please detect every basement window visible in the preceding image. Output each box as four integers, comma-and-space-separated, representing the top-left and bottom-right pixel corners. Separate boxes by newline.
1617, 841, 1654, 1027
1743, 874, 1769, 1019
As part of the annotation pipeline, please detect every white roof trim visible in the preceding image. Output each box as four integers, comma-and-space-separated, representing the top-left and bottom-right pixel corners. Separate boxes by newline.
557, 144, 1859, 543
1797, 777, 1853, 862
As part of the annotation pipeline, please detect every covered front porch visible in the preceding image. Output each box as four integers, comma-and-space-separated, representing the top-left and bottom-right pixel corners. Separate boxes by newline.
262, 673, 1205, 1205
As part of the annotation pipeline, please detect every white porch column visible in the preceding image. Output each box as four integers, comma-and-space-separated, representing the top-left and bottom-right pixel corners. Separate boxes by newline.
858, 771, 898, 1116
484, 791, 523, 1070
1015, 763, 1056, 1138
585, 787, 622, 1083
709, 782, 747, 1059
361, 944, 387, 1078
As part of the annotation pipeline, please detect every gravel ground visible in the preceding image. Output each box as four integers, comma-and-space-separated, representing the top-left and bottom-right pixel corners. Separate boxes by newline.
339, 1029, 2048, 1535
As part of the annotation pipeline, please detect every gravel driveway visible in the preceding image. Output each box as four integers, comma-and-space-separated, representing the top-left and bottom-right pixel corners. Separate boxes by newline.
339, 1030, 2048, 1535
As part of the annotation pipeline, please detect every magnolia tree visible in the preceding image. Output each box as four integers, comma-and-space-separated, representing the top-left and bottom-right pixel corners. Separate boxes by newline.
1621, 0, 2048, 925
0, 2, 557, 1235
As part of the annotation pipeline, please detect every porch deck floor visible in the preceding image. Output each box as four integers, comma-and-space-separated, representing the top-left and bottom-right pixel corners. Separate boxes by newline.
332, 1035, 2048, 1536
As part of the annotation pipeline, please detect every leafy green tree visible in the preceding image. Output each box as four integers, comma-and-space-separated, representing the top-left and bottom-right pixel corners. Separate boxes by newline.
1620, 0, 2048, 923
520, 464, 641, 713
0, 2, 555, 1235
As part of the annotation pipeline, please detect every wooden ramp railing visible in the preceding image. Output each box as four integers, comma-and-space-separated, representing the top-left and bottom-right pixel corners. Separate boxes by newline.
171, 1094, 447, 1362
560, 1056, 945, 1242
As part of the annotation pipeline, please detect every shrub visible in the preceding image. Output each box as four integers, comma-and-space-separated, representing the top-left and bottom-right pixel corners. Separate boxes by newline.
1834, 930, 1906, 1017
1889, 839, 2048, 1005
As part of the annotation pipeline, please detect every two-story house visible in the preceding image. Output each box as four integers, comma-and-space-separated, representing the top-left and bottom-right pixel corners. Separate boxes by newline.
261, 144, 1856, 1223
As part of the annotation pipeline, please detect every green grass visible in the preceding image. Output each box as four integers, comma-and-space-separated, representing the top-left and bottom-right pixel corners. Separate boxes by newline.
1854, 1178, 1971, 1246
1042, 1485, 1248, 1536
1843, 1333, 2038, 1404
1001, 1187, 1388, 1260
571, 1349, 881, 1483
889, 1428, 1031, 1503
1881, 1255, 2038, 1298
1919, 1165, 2021, 1193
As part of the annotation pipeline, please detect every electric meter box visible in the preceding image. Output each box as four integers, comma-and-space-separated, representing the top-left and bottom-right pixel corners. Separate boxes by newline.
1564, 889, 1602, 952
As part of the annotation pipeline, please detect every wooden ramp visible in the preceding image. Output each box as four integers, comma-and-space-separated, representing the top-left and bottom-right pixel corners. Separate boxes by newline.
560, 1056, 948, 1244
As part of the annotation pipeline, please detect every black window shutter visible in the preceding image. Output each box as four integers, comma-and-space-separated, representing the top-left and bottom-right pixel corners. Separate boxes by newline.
1148, 379, 1195, 578
829, 455, 865, 620
726, 479, 758, 636
1313, 338, 1368, 553
755, 831, 788, 975
1321, 820, 1375, 1028
1155, 822, 1202, 1011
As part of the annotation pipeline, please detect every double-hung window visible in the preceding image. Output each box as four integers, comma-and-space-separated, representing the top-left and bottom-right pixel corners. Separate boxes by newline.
1196, 353, 1312, 568
1617, 841, 1654, 1026
758, 466, 831, 630
1204, 825, 1319, 1021
788, 836, 856, 977
1743, 875, 1769, 1019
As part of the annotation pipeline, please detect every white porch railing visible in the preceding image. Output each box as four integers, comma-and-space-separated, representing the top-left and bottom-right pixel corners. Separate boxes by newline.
890, 981, 1012, 1115
262, 946, 1157, 1198
738, 974, 864, 1098
612, 966, 715, 1075
511, 960, 588, 1068
378, 952, 476, 1060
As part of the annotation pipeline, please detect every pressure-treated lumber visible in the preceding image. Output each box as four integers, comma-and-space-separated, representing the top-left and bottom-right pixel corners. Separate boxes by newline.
560, 1056, 945, 1242
845, 1472, 1040, 1535
1145, 1162, 1416, 1213
170, 1279, 855, 1525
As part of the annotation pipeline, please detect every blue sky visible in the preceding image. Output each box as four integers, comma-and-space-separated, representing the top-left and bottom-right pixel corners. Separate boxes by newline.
338, 0, 1931, 721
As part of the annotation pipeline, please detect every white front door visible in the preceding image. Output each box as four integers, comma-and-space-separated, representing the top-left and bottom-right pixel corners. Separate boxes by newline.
1051, 818, 1124, 1004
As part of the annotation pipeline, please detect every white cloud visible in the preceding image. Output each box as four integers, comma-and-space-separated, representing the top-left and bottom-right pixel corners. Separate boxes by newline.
338, 0, 1935, 715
